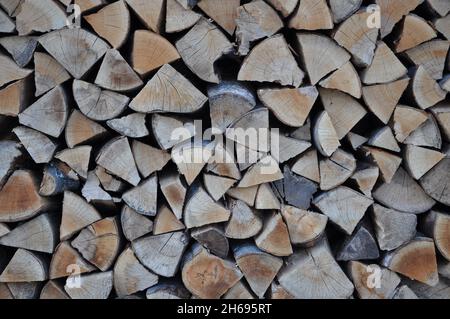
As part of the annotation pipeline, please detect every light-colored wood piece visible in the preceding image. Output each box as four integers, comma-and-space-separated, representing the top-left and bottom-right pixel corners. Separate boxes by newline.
13, 126, 57, 164
255, 213, 293, 257
0, 249, 48, 282
313, 111, 340, 157
15, 0, 66, 35
289, 0, 333, 30
49, 241, 95, 279
225, 199, 262, 239
395, 14, 437, 52
166, 0, 201, 33
197, 0, 239, 35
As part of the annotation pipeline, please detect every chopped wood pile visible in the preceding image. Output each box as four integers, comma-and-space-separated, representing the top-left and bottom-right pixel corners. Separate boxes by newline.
0, 0, 449, 300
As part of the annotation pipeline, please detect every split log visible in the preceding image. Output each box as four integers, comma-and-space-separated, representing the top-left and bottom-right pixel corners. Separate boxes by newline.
197, 0, 239, 35
422, 211, 450, 261
234, 243, 283, 298
146, 282, 190, 299
319, 149, 356, 191
255, 213, 293, 257
395, 14, 437, 52
362, 78, 410, 124
81, 171, 114, 206
238, 156, 283, 188
49, 242, 95, 279
266, 0, 298, 17
290, 118, 312, 141
95, 49, 143, 92
411, 66, 447, 109
73, 80, 129, 121
429, 102, 450, 141
40, 281, 69, 299
238, 35, 304, 87
132, 231, 189, 277
121, 205, 153, 242
291, 149, 320, 183
373, 167, 435, 214
405, 40, 449, 80
235, 143, 265, 171
368, 126, 400, 152
39, 29, 110, 79
125, 0, 164, 33
166, 0, 201, 33
350, 165, 379, 198
114, 247, 158, 297
313, 186, 373, 235
235, 0, 283, 55
348, 261, 401, 299
152, 114, 195, 150
336, 225, 380, 261
226, 185, 258, 207
131, 30, 180, 77
0, 78, 31, 117
0, 170, 50, 223
176, 18, 233, 83
131, 141, 170, 179
95, 166, 126, 193
392, 105, 428, 142
319, 62, 362, 98
153, 204, 185, 235
0, 7, 14, 32
255, 183, 280, 210
347, 132, 368, 150
96, 137, 141, 186
404, 145, 445, 179
382, 237, 439, 286
181, 244, 242, 299
107, 113, 148, 138
258, 86, 318, 128
191, 225, 229, 258
159, 171, 187, 220
13, 126, 57, 164
0, 249, 48, 282
278, 238, 354, 298
363, 146, 402, 183
333, 10, 378, 67
55, 146, 91, 179
184, 186, 230, 228
130, 64, 207, 114
122, 175, 158, 217
0, 213, 57, 253
404, 113, 442, 148
0, 36, 37, 67
225, 199, 262, 239
15, 0, 66, 35
223, 281, 254, 299
434, 15, 450, 40
65, 110, 107, 148
85, 1, 130, 49
297, 33, 350, 85
39, 162, 80, 196
289, 0, 333, 30
75, 0, 105, 13
270, 282, 294, 299
0, 53, 32, 87
172, 141, 214, 185
65, 271, 113, 299
203, 174, 235, 201
72, 217, 121, 271
313, 111, 340, 157
281, 205, 327, 246
0, 0, 23, 16
60, 191, 101, 241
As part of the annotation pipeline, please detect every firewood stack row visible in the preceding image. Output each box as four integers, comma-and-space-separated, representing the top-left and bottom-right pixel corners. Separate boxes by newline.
0, 0, 449, 299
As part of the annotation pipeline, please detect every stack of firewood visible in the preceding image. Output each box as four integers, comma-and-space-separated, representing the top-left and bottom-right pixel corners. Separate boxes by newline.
0, 0, 449, 299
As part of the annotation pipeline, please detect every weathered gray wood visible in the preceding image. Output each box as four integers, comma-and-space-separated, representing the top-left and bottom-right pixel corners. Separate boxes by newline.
191, 225, 229, 258
336, 225, 380, 261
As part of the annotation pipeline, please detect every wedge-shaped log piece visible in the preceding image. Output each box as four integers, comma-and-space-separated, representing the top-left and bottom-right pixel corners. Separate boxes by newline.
132, 141, 170, 179
72, 217, 121, 271
0, 170, 49, 223
298, 33, 350, 85
65, 271, 113, 299
336, 225, 380, 261
73, 80, 129, 121
347, 132, 368, 150
349, 261, 401, 299
278, 238, 354, 298
291, 149, 320, 183
122, 175, 158, 217
184, 186, 230, 228
404, 113, 442, 148
235, 0, 283, 55
153, 204, 185, 235
96, 137, 141, 186
392, 105, 428, 142
176, 18, 233, 83
204, 174, 235, 201
434, 15, 450, 40
95, 49, 143, 92
351, 165, 379, 197
235, 143, 265, 172
114, 247, 158, 298
362, 42, 407, 85
39, 29, 109, 79
239, 35, 304, 87
15, 0, 66, 35
226, 185, 258, 207
313, 111, 340, 157
191, 225, 229, 258
95, 166, 125, 193
0, 249, 48, 282
319, 62, 362, 98
40, 281, 69, 299
65, 110, 107, 148
49, 241, 96, 278
333, 11, 378, 67
152, 114, 195, 150
55, 146, 91, 179
132, 231, 189, 277
225, 199, 262, 239
238, 155, 283, 188
0, 213, 57, 253
60, 191, 101, 241
420, 148, 450, 206
172, 141, 214, 185
13, 126, 57, 164
266, 0, 298, 17
362, 78, 409, 124
0, 36, 37, 67
3, 282, 42, 299
255, 213, 293, 257
412, 66, 446, 109
281, 205, 327, 246
395, 14, 437, 52
182, 244, 243, 299
81, 171, 113, 206
405, 40, 450, 80
0, 0, 23, 16
368, 126, 400, 152
0, 141, 22, 188
258, 86, 318, 127
160, 171, 186, 220
363, 147, 402, 184
125, 0, 163, 33
289, 0, 333, 30
130, 64, 207, 113
372, 204, 417, 251
40, 162, 79, 196
0, 6, 14, 32
0, 78, 31, 117
255, 183, 280, 210
422, 211, 450, 261
382, 238, 439, 286
223, 281, 254, 299
85, 0, 130, 49
75, 0, 105, 13
404, 145, 445, 180
234, 243, 283, 298
131, 30, 180, 77
107, 113, 148, 138
313, 186, 373, 235
376, 0, 424, 39
166, 0, 201, 33
0, 53, 32, 87
320, 149, 356, 191
328, 0, 362, 23
197, 0, 239, 35
121, 205, 153, 242
146, 282, 190, 299
320, 88, 366, 139
373, 167, 435, 214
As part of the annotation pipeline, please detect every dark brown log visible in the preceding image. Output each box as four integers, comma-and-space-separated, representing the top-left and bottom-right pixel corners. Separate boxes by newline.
191, 225, 229, 258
